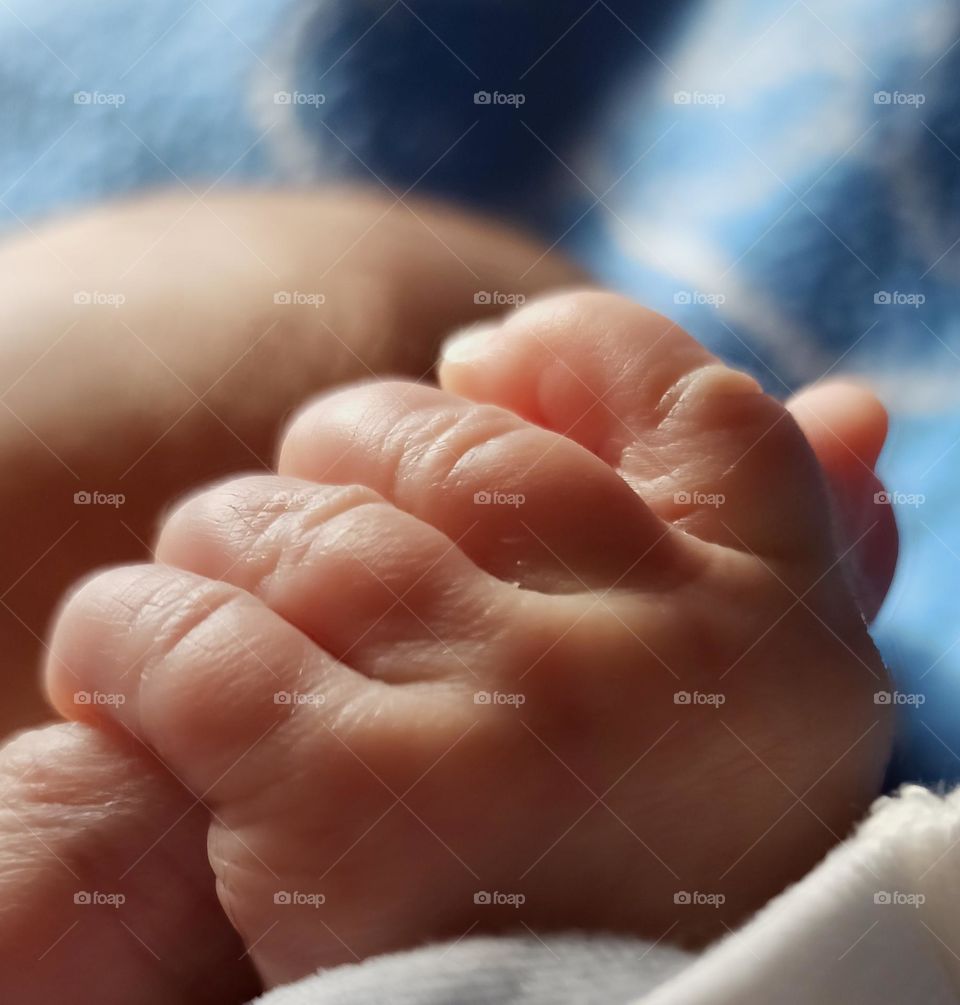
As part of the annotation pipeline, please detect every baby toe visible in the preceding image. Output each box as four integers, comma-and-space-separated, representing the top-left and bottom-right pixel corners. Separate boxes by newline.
44, 564, 363, 799
156, 475, 513, 683
440, 290, 830, 562
277, 379, 681, 592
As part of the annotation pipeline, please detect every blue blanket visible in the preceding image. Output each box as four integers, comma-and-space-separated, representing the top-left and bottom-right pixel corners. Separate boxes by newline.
2, 0, 958, 783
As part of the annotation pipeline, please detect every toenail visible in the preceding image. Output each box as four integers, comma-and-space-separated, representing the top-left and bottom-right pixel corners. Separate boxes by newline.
441, 323, 502, 363
660, 364, 762, 418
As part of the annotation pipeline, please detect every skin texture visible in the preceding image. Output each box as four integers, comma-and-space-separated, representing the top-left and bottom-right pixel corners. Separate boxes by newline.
44, 291, 894, 990
0, 188, 584, 735
0, 723, 258, 1003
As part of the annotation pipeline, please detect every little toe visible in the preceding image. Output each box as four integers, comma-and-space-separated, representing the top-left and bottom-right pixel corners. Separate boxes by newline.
277, 380, 683, 592
439, 290, 831, 561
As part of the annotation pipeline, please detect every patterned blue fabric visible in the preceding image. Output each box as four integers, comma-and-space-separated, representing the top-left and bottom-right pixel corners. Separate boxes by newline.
1, 0, 958, 782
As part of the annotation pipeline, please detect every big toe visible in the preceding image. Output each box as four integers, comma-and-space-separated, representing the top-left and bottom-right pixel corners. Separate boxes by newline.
439, 290, 830, 562
0, 722, 258, 1004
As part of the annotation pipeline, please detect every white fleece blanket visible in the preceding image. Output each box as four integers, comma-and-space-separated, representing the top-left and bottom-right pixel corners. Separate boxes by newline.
256, 784, 960, 1004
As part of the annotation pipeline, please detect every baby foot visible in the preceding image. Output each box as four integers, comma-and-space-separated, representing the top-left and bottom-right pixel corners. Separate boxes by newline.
46, 292, 893, 987
0, 722, 257, 1003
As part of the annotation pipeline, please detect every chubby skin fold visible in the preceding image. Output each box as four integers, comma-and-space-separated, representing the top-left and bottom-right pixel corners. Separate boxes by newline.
41, 291, 893, 990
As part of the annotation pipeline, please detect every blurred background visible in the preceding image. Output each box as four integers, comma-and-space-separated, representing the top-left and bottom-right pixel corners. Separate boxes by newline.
1, 0, 959, 781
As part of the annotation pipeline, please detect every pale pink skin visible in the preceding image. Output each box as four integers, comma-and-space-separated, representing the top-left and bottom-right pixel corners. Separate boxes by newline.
0, 188, 585, 1005
40, 292, 893, 990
